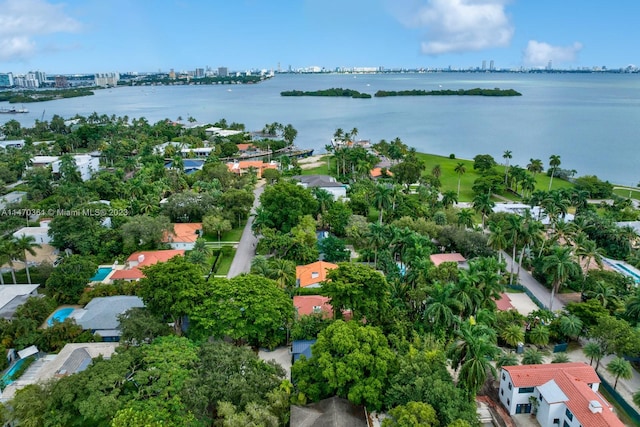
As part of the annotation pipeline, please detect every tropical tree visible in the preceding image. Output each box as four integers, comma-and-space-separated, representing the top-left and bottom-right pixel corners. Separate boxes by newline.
457, 208, 475, 229
542, 246, 580, 311
424, 282, 462, 332
527, 158, 544, 178
634, 390, 640, 409
472, 193, 495, 229
548, 154, 561, 190
559, 314, 583, 341
495, 351, 519, 370
267, 258, 296, 293
551, 353, 570, 363
373, 184, 393, 225
585, 280, 620, 310
501, 324, 525, 348
574, 238, 604, 293
606, 357, 633, 390
521, 348, 544, 365
583, 341, 605, 370
503, 150, 512, 186
528, 325, 550, 347
441, 190, 458, 209
454, 162, 466, 197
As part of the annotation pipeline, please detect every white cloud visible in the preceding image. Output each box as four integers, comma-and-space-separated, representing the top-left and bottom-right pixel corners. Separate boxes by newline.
0, 0, 81, 61
389, 0, 514, 55
523, 40, 583, 67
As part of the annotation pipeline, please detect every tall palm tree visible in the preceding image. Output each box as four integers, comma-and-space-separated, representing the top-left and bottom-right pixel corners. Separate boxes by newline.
548, 154, 561, 190
503, 150, 512, 186
542, 245, 579, 311
586, 280, 620, 309
583, 341, 605, 370
373, 184, 393, 225
452, 270, 483, 317
487, 220, 508, 268
472, 193, 495, 229
1, 240, 18, 284
367, 222, 387, 267
0, 241, 10, 285
431, 164, 442, 180
606, 357, 633, 390
506, 214, 523, 285
12, 235, 42, 285
624, 288, 640, 326
267, 258, 296, 293
441, 190, 458, 209
457, 208, 475, 229
527, 158, 544, 178
454, 162, 466, 197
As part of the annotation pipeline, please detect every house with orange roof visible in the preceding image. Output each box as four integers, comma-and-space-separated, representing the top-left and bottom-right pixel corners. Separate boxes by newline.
163, 223, 202, 250
370, 167, 393, 179
430, 253, 467, 267
109, 249, 185, 281
296, 261, 338, 288
293, 295, 333, 318
499, 363, 624, 427
226, 160, 277, 178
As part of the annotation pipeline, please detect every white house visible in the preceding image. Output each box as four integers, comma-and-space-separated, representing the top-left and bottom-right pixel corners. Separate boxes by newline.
499, 363, 624, 427
31, 154, 100, 182
13, 219, 52, 244
0, 191, 26, 209
293, 175, 348, 200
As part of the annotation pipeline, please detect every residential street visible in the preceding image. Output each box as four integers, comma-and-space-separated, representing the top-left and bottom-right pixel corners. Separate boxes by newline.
226, 181, 265, 278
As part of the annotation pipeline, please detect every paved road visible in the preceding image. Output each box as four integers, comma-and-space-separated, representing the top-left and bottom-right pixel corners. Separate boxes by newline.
226, 181, 265, 278
501, 251, 566, 312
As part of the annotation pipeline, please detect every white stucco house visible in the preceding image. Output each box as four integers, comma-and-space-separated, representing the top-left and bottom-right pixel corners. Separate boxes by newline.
499, 363, 624, 427
13, 219, 52, 244
293, 175, 347, 200
30, 154, 99, 182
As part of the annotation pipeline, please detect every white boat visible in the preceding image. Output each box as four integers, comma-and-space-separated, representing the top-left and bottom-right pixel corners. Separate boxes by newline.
0, 107, 28, 114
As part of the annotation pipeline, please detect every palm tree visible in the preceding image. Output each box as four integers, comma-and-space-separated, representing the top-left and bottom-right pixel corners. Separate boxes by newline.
624, 289, 640, 326
559, 314, 583, 341
431, 164, 442, 180
441, 190, 458, 209
457, 208, 474, 229
487, 221, 508, 268
267, 258, 296, 293
503, 150, 512, 186
527, 158, 544, 178
528, 325, 550, 347
472, 193, 495, 229
448, 321, 499, 396
542, 245, 579, 311
586, 280, 620, 309
454, 162, 466, 197
367, 222, 387, 267
506, 215, 523, 285
495, 351, 519, 370
12, 235, 42, 285
1, 240, 18, 284
548, 154, 561, 190
583, 341, 605, 370
501, 324, 525, 348
521, 348, 544, 365
424, 282, 462, 332
452, 270, 483, 317
606, 357, 633, 390
633, 390, 640, 409
574, 237, 604, 293
350, 127, 359, 142
0, 241, 10, 285
373, 184, 393, 225
551, 353, 570, 363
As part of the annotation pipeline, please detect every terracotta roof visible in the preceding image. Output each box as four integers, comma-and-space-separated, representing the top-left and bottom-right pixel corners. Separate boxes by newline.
370, 167, 393, 178
430, 253, 466, 266
163, 223, 202, 244
236, 143, 255, 151
294, 295, 333, 317
226, 161, 278, 177
494, 293, 515, 311
502, 363, 600, 388
296, 261, 338, 288
110, 250, 185, 280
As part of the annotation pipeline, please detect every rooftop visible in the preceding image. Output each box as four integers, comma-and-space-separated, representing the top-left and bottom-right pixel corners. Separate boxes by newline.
110, 249, 185, 280
70, 295, 144, 331
296, 261, 338, 288
430, 253, 466, 266
0, 284, 40, 319
163, 223, 202, 244
503, 362, 600, 388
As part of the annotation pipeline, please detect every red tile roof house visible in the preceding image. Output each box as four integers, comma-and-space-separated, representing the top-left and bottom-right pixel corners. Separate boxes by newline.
109, 250, 185, 281
499, 363, 624, 427
430, 253, 467, 268
296, 261, 338, 288
162, 223, 202, 250
293, 295, 334, 318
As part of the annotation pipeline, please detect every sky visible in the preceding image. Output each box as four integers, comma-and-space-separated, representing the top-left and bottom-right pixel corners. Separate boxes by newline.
1, 0, 639, 75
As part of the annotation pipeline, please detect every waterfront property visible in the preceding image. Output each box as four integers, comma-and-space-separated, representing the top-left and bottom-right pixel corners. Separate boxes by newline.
499, 363, 624, 427
226, 160, 278, 178
292, 175, 347, 200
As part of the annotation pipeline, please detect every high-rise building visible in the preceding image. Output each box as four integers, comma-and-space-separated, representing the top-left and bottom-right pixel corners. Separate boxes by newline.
489, 60, 495, 71
195, 68, 204, 78
0, 73, 14, 87
55, 75, 69, 88
94, 72, 120, 87
482, 60, 487, 70
218, 67, 228, 77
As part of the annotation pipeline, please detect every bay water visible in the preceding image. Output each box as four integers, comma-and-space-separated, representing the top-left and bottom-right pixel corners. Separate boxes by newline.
2, 73, 639, 186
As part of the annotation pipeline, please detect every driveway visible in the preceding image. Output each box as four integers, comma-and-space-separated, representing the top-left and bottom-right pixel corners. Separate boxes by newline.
226, 181, 265, 278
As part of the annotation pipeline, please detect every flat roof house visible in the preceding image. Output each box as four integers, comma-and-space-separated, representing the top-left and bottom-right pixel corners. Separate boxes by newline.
0, 284, 40, 319
499, 363, 624, 427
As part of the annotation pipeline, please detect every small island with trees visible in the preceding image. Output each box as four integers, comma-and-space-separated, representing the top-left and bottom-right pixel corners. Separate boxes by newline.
280, 88, 372, 98
374, 88, 522, 97
0, 88, 95, 104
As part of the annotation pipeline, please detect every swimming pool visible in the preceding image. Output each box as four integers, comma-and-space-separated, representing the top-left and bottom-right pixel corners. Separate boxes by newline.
47, 307, 75, 326
90, 267, 113, 282
615, 263, 640, 283
1, 358, 27, 387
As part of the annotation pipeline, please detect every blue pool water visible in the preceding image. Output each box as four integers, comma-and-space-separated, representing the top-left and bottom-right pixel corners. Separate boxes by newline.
1, 358, 27, 387
615, 263, 640, 283
90, 267, 113, 282
47, 307, 75, 326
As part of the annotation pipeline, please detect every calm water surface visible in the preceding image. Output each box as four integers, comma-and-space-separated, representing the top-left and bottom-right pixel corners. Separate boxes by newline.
2, 73, 639, 185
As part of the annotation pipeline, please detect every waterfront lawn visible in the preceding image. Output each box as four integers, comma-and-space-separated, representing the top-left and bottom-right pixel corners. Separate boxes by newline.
300, 156, 330, 176
613, 187, 640, 200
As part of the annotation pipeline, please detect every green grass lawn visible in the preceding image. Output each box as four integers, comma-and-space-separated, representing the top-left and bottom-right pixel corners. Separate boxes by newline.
300, 156, 330, 175
202, 226, 244, 243
613, 187, 640, 200
215, 248, 236, 275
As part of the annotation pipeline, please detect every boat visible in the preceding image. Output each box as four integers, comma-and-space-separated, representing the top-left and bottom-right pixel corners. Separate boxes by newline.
0, 107, 28, 114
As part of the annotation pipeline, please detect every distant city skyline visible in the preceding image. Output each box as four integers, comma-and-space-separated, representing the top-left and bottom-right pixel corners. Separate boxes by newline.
2, 0, 639, 75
